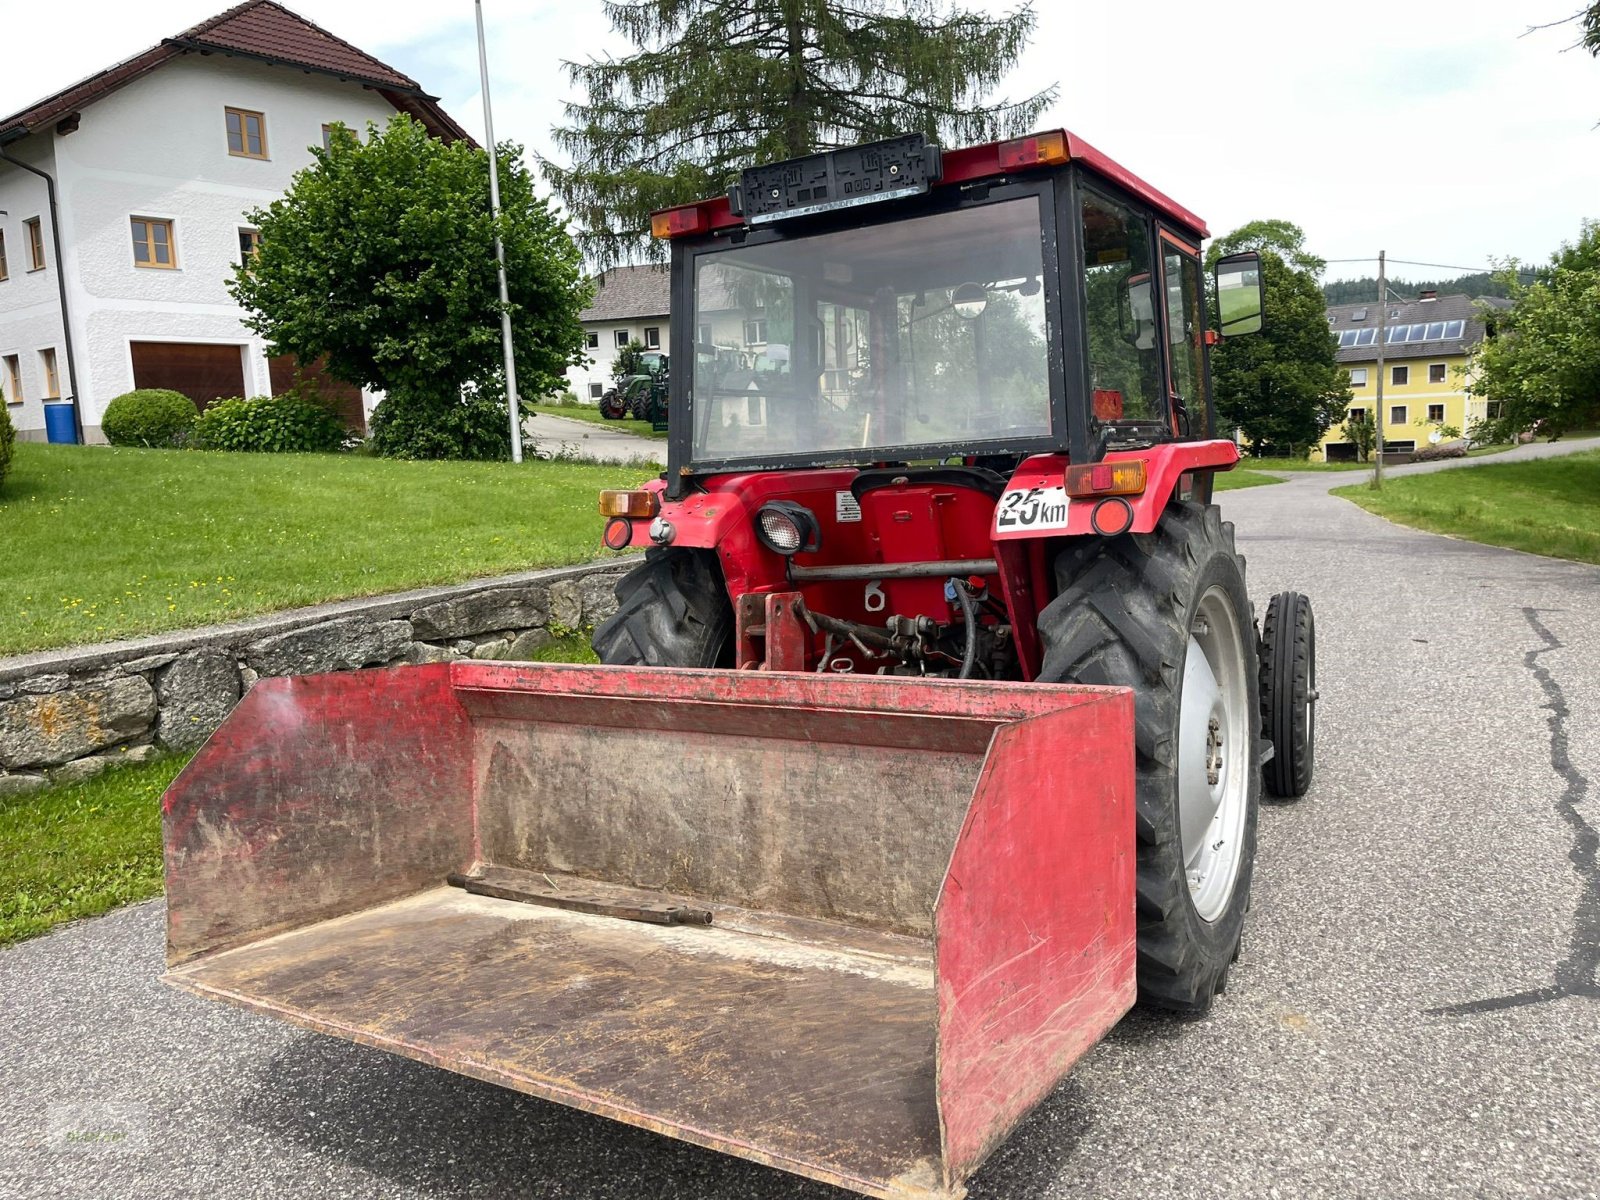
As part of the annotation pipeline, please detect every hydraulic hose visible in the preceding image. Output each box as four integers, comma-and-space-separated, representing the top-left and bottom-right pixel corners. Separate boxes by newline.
952, 579, 980, 680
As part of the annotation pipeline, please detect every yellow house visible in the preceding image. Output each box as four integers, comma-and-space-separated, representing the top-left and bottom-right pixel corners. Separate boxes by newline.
1319, 292, 1509, 461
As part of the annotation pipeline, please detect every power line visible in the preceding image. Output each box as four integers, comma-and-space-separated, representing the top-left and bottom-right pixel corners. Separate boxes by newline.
1316, 254, 1538, 278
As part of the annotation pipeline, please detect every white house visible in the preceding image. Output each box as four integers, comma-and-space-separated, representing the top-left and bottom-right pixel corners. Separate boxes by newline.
566, 265, 672, 402
0, 0, 465, 442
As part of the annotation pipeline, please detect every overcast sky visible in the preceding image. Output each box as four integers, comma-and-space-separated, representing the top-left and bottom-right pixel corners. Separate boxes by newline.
3, 1, 1595, 282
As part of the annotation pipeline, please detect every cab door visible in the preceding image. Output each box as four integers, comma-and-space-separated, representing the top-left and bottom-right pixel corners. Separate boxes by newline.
1157, 231, 1208, 440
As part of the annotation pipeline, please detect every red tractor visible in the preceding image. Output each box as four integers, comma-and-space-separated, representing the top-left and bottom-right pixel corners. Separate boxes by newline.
158, 128, 1318, 1200
594, 129, 1317, 1012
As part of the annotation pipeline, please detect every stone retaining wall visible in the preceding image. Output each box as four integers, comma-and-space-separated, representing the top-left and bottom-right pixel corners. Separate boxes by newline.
0, 561, 630, 796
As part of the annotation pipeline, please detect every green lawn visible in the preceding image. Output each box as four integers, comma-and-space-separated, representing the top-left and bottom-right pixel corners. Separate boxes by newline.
1334, 450, 1600, 565
1240, 456, 1369, 472
529, 404, 668, 440
0, 754, 190, 946
0, 444, 650, 656
1214, 469, 1282, 491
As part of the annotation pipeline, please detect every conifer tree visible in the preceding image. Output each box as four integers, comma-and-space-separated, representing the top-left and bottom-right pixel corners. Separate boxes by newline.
545, 0, 1053, 266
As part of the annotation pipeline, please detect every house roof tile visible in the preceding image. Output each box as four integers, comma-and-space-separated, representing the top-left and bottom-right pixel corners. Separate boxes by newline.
580, 264, 672, 323
0, 1, 466, 144
1325, 292, 1509, 364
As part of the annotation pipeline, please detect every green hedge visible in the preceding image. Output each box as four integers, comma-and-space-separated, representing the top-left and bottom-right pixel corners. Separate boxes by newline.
101, 389, 197, 448
0, 403, 14, 490
193, 391, 348, 453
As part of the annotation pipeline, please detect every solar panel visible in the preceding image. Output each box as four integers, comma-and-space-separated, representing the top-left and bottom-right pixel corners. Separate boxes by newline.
1443, 320, 1465, 339
1425, 322, 1446, 340
1350, 308, 1367, 321
1356, 329, 1377, 346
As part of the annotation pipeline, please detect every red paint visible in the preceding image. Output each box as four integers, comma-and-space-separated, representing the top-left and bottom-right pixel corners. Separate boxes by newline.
934, 689, 1136, 1183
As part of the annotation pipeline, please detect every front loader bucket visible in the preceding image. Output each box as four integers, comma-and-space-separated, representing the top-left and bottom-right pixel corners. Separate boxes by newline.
162, 663, 1134, 1198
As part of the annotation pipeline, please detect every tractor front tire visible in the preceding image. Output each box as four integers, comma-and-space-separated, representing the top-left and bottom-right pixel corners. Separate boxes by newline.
591, 548, 734, 668
1037, 501, 1261, 1014
1259, 591, 1316, 798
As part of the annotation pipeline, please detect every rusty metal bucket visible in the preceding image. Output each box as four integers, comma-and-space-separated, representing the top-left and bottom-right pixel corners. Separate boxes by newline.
162, 662, 1134, 1198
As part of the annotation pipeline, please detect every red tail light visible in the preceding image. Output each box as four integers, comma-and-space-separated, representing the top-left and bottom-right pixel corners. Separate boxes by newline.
650, 203, 710, 239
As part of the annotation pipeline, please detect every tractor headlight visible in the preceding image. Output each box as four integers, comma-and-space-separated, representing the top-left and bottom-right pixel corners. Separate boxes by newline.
755, 502, 820, 556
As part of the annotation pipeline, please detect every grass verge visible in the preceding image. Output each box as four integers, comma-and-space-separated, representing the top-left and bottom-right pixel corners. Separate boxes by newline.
0, 754, 190, 947
1333, 450, 1600, 565
0, 445, 652, 656
529, 405, 668, 440
1214, 469, 1282, 491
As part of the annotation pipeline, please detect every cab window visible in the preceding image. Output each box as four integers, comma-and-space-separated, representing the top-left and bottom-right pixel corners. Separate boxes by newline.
1080, 191, 1167, 442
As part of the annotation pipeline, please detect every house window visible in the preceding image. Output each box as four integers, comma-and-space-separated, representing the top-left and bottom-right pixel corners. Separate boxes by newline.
1390, 405, 1406, 425
589, 383, 604, 399
1348, 367, 1368, 387
40, 347, 60, 399
226, 107, 268, 158
698, 323, 712, 346
1485, 401, 1505, 419
1428, 403, 1445, 422
643, 326, 661, 348
744, 319, 768, 345
614, 329, 630, 348
0, 230, 8, 281
131, 218, 177, 269
1391, 365, 1408, 386
3, 355, 21, 404
586, 331, 600, 349
238, 228, 261, 264
1429, 363, 1446, 384
1347, 408, 1367, 423
25, 217, 44, 270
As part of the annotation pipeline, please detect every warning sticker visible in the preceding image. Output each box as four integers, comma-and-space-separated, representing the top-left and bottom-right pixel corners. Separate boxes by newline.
835, 490, 862, 523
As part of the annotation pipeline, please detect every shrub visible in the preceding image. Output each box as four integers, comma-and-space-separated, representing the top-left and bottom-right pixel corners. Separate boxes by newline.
193, 391, 348, 453
368, 389, 513, 460
1412, 442, 1469, 462
101, 389, 197, 448
0, 403, 14, 490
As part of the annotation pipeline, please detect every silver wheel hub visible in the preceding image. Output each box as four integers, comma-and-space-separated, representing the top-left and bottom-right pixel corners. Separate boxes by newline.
1178, 585, 1250, 923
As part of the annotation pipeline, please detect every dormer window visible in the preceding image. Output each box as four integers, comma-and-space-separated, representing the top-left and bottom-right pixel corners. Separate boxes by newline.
226, 107, 268, 159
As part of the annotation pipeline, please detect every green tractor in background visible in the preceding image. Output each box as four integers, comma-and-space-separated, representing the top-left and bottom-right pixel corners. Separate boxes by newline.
599, 349, 669, 430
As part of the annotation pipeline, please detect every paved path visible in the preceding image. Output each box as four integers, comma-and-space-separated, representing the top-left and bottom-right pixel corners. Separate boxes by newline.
3, 451, 1598, 1198
524, 411, 665, 464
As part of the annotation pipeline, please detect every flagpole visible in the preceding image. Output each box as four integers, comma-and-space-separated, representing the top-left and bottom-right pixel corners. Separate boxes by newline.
476, 0, 523, 463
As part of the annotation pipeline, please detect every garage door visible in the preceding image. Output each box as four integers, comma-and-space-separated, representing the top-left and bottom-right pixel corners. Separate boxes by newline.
130, 342, 246, 412
269, 354, 365, 432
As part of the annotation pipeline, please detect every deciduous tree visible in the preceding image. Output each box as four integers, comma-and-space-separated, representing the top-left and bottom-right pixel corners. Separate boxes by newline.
1470, 219, 1600, 441
1205, 221, 1350, 457
232, 116, 590, 459
545, 0, 1054, 266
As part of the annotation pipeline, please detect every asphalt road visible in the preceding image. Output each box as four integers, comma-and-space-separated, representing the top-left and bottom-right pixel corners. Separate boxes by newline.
3, 451, 1598, 1199
525, 412, 666, 464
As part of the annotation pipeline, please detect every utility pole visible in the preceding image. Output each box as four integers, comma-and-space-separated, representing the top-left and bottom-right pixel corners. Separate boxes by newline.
1372, 249, 1387, 488
476, 0, 523, 463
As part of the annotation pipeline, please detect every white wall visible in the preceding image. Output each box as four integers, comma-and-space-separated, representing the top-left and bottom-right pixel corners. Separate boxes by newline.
565, 317, 667, 402
0, 136, 66, 438
0, 53, 400, 439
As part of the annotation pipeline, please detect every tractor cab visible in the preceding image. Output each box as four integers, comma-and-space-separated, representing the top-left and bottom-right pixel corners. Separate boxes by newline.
647, 131, 1263, 490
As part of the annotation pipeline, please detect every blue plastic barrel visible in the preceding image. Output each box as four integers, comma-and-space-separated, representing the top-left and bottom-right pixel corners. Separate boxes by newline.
43, 402, 77, 444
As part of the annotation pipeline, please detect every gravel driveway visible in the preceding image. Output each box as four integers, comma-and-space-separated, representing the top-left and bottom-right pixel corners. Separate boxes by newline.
2, 450, 1597, 1200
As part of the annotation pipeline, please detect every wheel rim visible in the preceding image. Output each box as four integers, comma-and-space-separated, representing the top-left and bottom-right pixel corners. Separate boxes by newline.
1177, 585, 1250, 922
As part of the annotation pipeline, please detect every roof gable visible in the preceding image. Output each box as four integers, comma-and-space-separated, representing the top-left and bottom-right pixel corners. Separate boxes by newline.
0, 1, 466, 144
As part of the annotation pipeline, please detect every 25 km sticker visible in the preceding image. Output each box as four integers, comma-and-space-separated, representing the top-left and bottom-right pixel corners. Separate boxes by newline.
995, 485, 1071, 532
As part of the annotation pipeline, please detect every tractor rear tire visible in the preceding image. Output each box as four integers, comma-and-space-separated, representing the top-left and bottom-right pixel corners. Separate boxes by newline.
1037, 501, 1261, 1014
599, 389, 628, 420
1259, 591, 1316, 798
591, 548, 734, 668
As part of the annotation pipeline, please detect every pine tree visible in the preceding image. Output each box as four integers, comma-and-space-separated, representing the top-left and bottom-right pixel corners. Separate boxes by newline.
545, 0, 1054, 266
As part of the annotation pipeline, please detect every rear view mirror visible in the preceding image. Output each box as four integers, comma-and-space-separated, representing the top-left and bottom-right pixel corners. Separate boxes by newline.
1215, 252, 1264, 336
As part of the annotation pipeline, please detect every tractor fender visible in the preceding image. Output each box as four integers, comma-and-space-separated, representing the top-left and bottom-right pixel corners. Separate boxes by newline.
991, 440, 1241, 541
